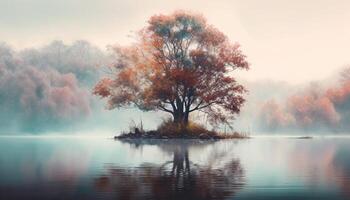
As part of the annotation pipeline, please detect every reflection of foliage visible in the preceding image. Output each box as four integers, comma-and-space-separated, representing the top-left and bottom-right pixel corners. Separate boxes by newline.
117, 138, 217, 149
95, 141, 245, 200
332, 147, 350, 198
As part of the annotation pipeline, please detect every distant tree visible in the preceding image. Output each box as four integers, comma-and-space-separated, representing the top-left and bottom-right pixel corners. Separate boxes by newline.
340, 66, 350, 83
94, 11, 249, 126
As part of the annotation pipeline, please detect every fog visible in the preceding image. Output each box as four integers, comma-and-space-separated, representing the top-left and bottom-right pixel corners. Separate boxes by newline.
1, 40, 349, 135
235, 69, 350, 134
0, 41, 159, 134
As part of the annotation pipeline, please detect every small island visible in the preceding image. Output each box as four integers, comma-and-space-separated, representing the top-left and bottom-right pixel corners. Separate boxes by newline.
115, 120, 249, 140
94, 11, 250, 140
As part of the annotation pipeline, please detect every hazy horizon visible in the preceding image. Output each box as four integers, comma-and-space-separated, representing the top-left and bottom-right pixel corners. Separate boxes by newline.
1, 0, 350, 84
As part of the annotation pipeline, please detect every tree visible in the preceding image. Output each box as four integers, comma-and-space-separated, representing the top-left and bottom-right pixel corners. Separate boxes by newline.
94, 11, 249, 127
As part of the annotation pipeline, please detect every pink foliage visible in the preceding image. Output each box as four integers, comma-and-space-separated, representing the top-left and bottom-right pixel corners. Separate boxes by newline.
0, 43, 92, 131
15, 67, 90, 120
259, 69, 350, 130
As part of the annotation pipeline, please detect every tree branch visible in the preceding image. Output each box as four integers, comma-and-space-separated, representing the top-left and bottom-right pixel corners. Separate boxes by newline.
189, 101, 217, 112
158, 104, 174, 114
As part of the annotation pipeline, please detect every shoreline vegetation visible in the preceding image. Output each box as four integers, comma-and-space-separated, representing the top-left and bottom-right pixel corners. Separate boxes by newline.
115, 120, 250, 140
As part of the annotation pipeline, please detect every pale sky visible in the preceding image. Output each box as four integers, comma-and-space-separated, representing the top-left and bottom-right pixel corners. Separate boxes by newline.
1, 0, 350, 83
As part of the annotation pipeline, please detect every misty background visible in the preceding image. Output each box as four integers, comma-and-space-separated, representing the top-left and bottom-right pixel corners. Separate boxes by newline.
0, 41, 162, 134
1, 0, 350, 134
1, 40, 350, 135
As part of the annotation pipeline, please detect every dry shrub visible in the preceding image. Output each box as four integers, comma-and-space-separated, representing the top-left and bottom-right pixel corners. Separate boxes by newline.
157, 119, 210, 136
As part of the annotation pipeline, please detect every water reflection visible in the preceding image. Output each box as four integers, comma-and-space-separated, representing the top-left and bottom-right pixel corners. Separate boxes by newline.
1, 137, 350, 199
95, 140, 245, 200
284, 140, 350, 198
333, 147, 350, 197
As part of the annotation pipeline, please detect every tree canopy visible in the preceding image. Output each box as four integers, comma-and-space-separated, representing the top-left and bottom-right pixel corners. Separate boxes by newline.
94, 11, 249, 126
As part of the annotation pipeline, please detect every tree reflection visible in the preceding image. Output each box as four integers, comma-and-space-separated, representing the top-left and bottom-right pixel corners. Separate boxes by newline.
95, 140, 245, 200
331, 147, 350, 198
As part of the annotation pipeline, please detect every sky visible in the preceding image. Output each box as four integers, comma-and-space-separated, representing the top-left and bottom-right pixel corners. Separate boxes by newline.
1, 0, 350, 84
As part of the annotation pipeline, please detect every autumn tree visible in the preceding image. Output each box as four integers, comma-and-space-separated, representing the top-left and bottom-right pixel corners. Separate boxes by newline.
94, 11, 249, 127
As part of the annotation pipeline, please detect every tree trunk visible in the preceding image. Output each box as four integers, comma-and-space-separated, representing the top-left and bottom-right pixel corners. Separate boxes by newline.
173, 110, 182, 124
173, 111, 189, 126
184, 111, 189, 125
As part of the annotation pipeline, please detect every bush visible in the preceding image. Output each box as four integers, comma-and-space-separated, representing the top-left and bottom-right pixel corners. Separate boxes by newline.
157, 119, 212, 136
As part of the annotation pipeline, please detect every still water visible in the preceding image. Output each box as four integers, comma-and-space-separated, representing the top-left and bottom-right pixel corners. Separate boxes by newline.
0, 136, 350, 200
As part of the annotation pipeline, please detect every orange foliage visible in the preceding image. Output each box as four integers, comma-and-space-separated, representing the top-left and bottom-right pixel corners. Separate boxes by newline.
93, 78, 113, 98
94, 11, 249, 125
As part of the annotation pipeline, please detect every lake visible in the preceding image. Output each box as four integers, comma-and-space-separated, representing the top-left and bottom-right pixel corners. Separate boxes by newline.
0, 136, 349, 200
